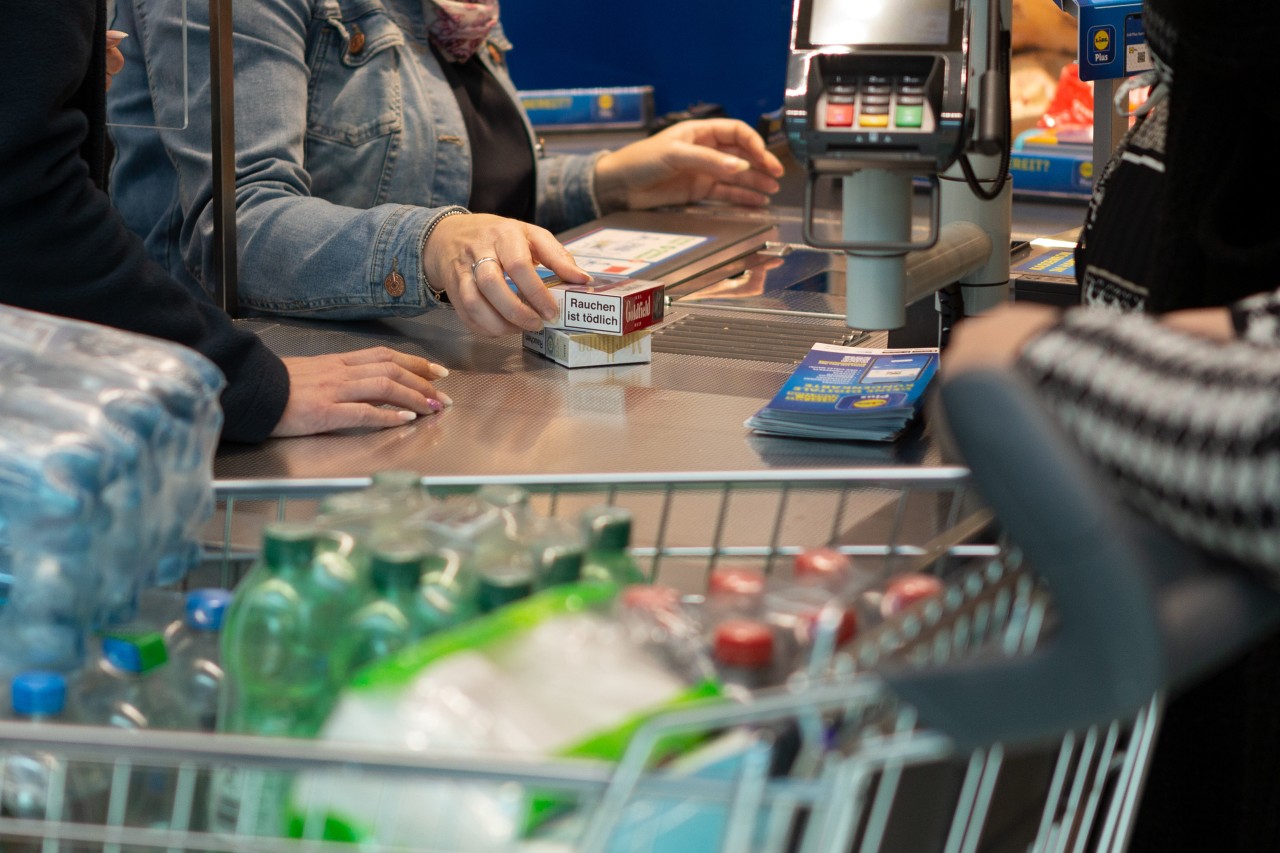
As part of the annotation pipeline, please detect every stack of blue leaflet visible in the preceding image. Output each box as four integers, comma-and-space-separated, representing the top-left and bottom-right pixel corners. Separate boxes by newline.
745, 344, 939, 442
0, 305, 225, 674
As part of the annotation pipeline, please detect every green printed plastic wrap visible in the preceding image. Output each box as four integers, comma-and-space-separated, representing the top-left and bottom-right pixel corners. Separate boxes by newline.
287, 583, 722, 848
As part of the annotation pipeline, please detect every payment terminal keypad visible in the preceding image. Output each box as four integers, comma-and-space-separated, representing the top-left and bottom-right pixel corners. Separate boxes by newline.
819, 74, 932, 133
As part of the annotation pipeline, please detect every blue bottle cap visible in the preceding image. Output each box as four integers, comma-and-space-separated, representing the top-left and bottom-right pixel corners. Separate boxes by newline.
11, 671, 67, 717
102, 632, 169, 674
185, 588, 234, 632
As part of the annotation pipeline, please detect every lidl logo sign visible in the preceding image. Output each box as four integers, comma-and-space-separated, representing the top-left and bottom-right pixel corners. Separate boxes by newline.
1088, 25, 1115, 64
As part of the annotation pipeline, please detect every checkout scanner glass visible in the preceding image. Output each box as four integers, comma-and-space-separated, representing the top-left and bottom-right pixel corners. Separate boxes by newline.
804, 0, 956, 48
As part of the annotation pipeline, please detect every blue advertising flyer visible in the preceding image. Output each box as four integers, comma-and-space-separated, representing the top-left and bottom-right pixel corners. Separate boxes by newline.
745, 343, 940, 441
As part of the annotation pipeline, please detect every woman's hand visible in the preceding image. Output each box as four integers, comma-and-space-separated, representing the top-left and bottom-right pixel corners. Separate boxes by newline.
422, 212, 592, 337
105, 30, 127, 91
594, 118, 785, 214
270, 347, 453, 437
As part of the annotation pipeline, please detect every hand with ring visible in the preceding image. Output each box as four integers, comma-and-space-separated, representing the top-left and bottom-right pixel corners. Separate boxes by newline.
421, 212, 593, 336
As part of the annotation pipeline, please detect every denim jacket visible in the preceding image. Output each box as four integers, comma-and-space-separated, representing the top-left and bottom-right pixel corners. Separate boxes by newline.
108, 0, 604, 319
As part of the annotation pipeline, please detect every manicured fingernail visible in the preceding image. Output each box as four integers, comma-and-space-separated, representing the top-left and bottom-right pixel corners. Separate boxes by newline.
398, 410, 418, 422
426, 398, 444, 412
432, 364, 450, 378
107, 30, 129, 39
436, 392, 454, 407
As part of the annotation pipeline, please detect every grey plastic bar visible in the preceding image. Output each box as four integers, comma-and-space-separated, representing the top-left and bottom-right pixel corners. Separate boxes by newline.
881, 369, 1280, 750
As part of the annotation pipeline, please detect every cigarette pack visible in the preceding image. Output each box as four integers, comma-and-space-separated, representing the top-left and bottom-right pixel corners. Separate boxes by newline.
523, 326, 652, 368
545, 274, 665, 336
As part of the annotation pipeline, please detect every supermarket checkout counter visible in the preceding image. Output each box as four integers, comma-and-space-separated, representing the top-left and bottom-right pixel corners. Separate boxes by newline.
213, 198, 1085, 482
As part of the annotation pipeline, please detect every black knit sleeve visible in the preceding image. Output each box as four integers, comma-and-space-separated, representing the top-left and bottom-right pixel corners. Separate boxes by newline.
1017, 308, 1280, 576
0, 0, 288, 444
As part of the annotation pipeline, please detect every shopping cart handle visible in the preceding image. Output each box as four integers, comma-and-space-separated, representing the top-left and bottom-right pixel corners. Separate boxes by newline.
879, 368, 1280, 752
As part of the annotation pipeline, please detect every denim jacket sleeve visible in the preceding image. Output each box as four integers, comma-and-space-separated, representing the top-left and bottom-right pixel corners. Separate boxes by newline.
112, 0, 453, 319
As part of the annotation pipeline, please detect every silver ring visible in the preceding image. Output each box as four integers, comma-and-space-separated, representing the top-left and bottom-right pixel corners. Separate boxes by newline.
471, 256, 500, 277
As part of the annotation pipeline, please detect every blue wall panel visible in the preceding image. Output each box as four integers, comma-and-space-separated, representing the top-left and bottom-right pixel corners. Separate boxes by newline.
500, 0, 794, 126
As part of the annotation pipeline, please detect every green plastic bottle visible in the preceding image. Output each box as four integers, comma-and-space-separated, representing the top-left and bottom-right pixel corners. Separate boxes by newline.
331, 545, 429, 681
211, 522, 365, 836
528, 517, 585, 589
417, 546, 478, 633
579, 505, 646, 586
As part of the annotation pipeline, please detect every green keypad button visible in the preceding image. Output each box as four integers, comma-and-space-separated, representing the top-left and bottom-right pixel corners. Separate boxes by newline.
895, 105, 924, 128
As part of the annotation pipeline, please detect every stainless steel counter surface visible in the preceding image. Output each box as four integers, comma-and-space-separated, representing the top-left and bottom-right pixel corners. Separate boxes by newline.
214, 304, 943, 481
213, 194, 1081, 482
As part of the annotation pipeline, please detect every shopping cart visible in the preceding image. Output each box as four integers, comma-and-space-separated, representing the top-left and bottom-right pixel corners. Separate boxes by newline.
2, 369, 1277, 852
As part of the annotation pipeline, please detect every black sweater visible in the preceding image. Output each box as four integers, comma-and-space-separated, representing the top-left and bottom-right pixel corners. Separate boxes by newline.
0, 0, 288, 443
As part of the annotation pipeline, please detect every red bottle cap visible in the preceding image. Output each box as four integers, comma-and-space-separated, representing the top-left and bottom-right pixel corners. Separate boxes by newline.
620, 584, 681, 613
708, 566, 766, 598
793, 547, 853, 584
880, 573, 944, 618
713, 619, 775, 667
798, 606, 859, 646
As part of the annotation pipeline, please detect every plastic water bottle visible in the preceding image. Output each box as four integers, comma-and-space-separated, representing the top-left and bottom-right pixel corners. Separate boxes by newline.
212, 522, 364, 837
1, 672, 89, 847
759, 581, 858, 675
218, 523, 332, 738
711, 619, 777, 698
475, 552, 537, 614
316, 470, 433, 565
416, 545, 477, 634
791, 547, 857, 592
579, 505, 645, 586
615, 585, 715, 684
475, 483, 537, 539
68, 632, 184, 832
527, 517, 585, 589
162, 589, 231, 732
331, 547, 428, 682
703, 565, 767, 623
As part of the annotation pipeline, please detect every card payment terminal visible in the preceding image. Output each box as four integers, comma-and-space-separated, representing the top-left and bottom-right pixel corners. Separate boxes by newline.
784, 0, 969, 176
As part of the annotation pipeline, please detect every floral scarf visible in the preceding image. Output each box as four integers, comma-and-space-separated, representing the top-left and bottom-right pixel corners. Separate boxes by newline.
425, 0, 500, 62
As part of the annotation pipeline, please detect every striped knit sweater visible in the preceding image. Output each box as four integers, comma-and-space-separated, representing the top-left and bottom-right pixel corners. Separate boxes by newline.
1016, 289, 1280, 575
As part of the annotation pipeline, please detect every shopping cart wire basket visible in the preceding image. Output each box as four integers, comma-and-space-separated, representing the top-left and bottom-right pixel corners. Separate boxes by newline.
3, 370, 1279, 851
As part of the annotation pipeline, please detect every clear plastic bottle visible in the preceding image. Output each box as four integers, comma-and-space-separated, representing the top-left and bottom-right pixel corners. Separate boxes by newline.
580, 505, 645, 586
161, 588, 232, 732
68, 632, 183, 833
318, 470, 433, 546
759, 582, 858, 675
1, 671, 89, 848
475, 483, 537, 539
791, 546, 856, 592
705, 565, 767, 619
615, 584, 715, 683
711, 619, 777, 700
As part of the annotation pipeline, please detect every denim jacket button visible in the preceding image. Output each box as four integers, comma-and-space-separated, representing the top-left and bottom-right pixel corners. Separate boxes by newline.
383, 268, 406, 297
348, 25, 366, 56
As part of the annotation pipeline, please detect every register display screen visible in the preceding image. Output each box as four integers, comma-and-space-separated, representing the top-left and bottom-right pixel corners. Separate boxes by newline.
805, 0, 954, 47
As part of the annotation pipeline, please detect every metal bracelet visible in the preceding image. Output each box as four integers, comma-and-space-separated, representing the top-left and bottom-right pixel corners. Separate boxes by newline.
422, 207, 468, 303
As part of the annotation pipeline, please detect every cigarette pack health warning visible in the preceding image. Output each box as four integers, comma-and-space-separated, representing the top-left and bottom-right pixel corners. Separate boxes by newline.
523, 326, 652, 368
545, 274, 665, 336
